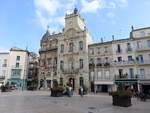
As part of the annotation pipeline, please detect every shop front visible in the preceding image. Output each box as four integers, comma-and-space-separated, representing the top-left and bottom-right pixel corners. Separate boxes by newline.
94, 81, 114, 93
115, 79, 138, 91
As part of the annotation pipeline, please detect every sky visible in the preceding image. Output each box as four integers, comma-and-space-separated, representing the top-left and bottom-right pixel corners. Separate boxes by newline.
0, 0, 150, 54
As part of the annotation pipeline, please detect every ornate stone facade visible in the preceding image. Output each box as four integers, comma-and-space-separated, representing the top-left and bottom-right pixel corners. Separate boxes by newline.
39, 9, 150, 93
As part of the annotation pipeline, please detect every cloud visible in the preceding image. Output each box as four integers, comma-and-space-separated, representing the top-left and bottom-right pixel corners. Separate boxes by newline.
81, 0, 102, 13
33, 0, 129, 32
34, 0, 78, 32
115, 0, 128, 7
34, 0, 61, 16
109, 2, 116, 9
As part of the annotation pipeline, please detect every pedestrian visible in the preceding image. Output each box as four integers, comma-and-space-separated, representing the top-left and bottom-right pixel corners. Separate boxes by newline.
68, 86, 72, 97
79, 86, 84, 97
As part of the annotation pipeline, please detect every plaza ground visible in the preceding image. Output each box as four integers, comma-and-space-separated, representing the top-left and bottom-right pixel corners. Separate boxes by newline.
0, 91, 150, 113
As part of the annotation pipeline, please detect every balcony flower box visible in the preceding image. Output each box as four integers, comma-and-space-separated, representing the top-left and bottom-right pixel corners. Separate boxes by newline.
112, 91, 132, 107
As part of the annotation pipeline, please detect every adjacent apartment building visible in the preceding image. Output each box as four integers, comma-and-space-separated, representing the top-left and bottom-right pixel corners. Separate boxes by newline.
0, 52, 9, 86
89, 27, 150, 93
0, 47, 30, 89
39, 8, 150, 93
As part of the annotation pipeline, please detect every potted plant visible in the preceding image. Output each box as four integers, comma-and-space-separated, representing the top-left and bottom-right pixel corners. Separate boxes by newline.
51, 86, 64, 97
112, 90, 132, 107
83, 85, 88, 95
27, 84, 37, 90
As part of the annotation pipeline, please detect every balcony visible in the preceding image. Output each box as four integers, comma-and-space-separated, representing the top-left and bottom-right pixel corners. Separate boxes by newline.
103, 62, 110, 67
126, 48, 132, 52
137, 60, 150, 65
39, 46, 57, 52
0, 76, 5, 79
136, 46, 150, 52
12, 65, 22, 69
113, 61, 135, 66
62, 68, 79, 74
11, 75, 21, 79
115, 74, 138, 80
96, 63, 102, 67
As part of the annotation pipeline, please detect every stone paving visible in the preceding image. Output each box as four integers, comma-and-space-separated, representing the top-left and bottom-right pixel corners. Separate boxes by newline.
0, 91, 150, 113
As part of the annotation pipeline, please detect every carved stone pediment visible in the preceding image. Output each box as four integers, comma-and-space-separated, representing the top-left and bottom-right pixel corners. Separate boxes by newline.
65, 28, 77, 39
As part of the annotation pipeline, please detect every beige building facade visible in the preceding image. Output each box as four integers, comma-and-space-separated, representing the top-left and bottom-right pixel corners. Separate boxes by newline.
39, 9, 150, 92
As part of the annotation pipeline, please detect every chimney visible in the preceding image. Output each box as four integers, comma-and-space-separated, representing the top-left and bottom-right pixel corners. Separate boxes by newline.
112, 35, 115, 41
131, 25, 134, 31
101, 37, 103, 43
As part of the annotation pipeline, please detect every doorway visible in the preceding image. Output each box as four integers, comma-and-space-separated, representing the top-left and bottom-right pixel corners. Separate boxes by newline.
68, 78, 75, 90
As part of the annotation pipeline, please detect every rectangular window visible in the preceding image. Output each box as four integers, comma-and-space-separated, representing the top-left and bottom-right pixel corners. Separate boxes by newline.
79, 59, 83, 69
80, 77, 84, 87
2, 70, 6, 76
104, 46, 108, 53
105, 71, 110, 80
128, 56, 133, 61
137, 41, 142, 49
97, 58, 101, 64
117, 44, 121, 53
140, 69, 145, 79
60, 44, 64, 53
97, 47, 100, 54
105, 57, 108, 62
98, 71, 102, 80
16, 56, 20, 61
127, 43, 132, 51
60, 61, 64, 71
90, 48, 94, 55
138, 55, 144, 63
48, 59, 52, 65
79, 41, 83, 50
147, 40, 150, 48
16, 63, 19, 68
129, 68, 134, 78
119, 69, 123, 78
2, 59, 7, 67
140, 31, 145, 37
118, 57, 122, 62
12, 69, 21, 75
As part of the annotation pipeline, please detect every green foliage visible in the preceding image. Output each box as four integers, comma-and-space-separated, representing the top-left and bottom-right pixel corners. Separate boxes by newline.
111, 90, 132, 97
83, 85, 88, 92
28, 84, 37, 90
4, 84, 12, 89
51, 86, 65, 92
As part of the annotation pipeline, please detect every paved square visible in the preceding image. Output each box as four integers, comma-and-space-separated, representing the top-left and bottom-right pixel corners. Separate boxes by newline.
0, 91, 150, 113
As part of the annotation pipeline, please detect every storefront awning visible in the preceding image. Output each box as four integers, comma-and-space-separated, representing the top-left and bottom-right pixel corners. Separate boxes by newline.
115, 79, 137, 84
94, 81, 114, 85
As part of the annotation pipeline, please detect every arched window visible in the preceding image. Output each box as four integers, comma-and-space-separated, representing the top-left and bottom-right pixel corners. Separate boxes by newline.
69, 42, 74, 52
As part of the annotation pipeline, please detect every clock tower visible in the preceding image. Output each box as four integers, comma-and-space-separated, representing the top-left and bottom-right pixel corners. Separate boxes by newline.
64, 8, 86, 32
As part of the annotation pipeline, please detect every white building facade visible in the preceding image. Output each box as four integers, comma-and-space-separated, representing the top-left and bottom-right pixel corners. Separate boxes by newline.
7, 47, 29, 89
0, 52, 9, 86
